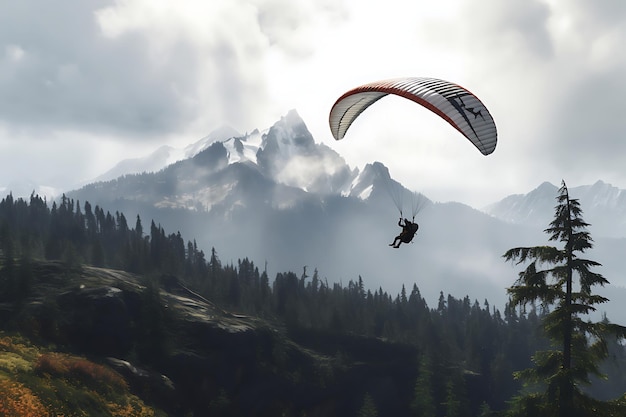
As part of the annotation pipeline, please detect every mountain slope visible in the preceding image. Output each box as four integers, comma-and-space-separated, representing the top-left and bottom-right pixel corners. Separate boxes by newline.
93, 125, 242, 183
2, 260, 425, 416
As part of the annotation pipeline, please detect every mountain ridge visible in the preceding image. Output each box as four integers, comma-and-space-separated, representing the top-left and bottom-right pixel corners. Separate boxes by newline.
484, 180, 626, 239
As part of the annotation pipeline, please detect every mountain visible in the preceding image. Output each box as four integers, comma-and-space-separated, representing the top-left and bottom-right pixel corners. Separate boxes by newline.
484, 180, 626, 318
67, 111, 626, 323
0, 179, 59, 202
93, 125, 242, 183
484, 180, 626, 239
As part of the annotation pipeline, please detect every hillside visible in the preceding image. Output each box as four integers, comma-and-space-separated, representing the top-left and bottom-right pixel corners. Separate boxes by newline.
0, 260, 423, 416
2, 193, 626, 416
0, 330, 165, 416
0, 258, 513, 416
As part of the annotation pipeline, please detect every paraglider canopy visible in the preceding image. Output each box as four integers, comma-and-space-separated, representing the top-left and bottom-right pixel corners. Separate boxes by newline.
329, 77, 497, 156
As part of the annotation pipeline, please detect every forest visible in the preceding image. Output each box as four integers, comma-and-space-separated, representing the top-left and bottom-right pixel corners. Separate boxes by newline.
1, 191, 625, 416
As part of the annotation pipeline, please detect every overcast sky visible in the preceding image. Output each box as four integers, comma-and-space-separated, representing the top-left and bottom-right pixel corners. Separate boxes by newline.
1, 0, 625, 208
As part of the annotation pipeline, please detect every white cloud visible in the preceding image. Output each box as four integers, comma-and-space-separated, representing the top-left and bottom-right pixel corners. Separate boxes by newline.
0, 0, 625, 206
5, 44, 25, 62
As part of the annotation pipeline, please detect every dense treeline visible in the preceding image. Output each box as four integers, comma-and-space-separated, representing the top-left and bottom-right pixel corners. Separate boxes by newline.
0, 192, 624, 416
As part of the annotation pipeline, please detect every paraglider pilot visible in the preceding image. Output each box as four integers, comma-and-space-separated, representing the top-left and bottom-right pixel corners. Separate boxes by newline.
389, 217, 419, 248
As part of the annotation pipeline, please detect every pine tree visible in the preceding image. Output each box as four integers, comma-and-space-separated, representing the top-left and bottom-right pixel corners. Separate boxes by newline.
411, 355, 436, 417
443, 368, 470, 417
134, 215, 143, 239
358, 393, 378, 417
504, 181, 626, 417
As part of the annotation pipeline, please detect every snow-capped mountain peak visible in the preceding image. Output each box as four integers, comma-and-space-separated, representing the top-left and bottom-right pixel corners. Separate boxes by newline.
77, 110, 371, 214
222, 129, 264, 165
91, 125, 241, 184
252, 110, 355, 195
183, 125, 242, 159
577, 180, 625, 209
345, 162, 389, 200
79, 110, 431, 221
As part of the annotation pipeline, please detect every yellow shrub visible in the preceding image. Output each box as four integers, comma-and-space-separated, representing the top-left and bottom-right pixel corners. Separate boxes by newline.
0, 351, 32, 374
0, 336, 14, 351
0, 334, 39, 360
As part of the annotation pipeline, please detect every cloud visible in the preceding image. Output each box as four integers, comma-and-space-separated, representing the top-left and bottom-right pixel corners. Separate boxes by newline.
532, 1, 626, 185
255, 0, 347, 59
1, 0, 626, 205
6, 0, 351, 145
0, 1, 193, 138
368, 0, 626, 204
0, 0, 338, 141
547, 70, 626, 181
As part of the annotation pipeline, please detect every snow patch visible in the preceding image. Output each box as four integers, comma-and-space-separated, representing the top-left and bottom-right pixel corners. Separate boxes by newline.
358, 184, 373, 200
223, 130, 264, 165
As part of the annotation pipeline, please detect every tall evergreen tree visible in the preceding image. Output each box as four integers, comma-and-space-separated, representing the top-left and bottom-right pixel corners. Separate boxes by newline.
504, 181, 626, 417
411, 355, 436, 417
358, 393, 378, 417
444, 369, 470, 417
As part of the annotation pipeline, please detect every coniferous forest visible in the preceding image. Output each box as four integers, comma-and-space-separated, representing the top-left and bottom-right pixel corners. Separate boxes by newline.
1, 192, 626, 416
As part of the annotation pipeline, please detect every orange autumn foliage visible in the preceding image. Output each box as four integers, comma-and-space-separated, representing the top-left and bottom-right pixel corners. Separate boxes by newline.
0, 378, 48, 416
35, 352, 128, 393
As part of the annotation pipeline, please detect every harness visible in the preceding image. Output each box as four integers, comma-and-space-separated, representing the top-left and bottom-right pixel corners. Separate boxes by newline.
399, 216, 419, 243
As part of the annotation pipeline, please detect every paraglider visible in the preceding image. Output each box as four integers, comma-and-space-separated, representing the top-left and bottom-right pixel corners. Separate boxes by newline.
380, 173, 428, 247
329, 77, 497, 155
329, 77, 497, 247
389, 217, 419, 248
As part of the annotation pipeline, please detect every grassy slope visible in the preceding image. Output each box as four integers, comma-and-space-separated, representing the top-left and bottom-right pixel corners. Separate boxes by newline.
0, 332, 166, 417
